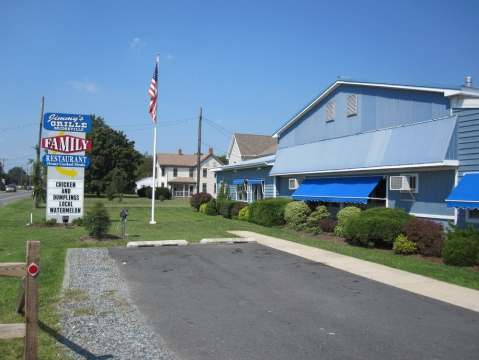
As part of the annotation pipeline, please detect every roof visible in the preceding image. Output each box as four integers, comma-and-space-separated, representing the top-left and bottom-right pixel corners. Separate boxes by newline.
273, 79, 479, 137
156, 152, 223, 167
230, 133, 277, 159
270, 115, 458, 176
214, 154, 275, 172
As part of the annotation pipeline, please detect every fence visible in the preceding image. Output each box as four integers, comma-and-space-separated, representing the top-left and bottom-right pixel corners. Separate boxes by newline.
0, 241, 40, 360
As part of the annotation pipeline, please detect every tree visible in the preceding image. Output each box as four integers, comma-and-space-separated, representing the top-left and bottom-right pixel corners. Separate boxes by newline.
7, 166, 28, 185
135, 153, 153, 180
85, 115, 142, 196
106, 167, 128, 201
217, 154, 228, 165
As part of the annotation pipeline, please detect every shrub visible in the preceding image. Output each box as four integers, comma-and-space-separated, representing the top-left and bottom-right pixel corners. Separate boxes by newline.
393, 234, 417, 255
284, 201, 311, 230
238, 206, 250, 221
344, 207, 412, 247
44, 218, 57, 226
71, 217, 84, 226
137, 187, 148, 198
249, 198, 291, 227
403, 218, 444, 257
106, 183, 116, 201
231, 202, 248, 219
190, 192, 212, 211
199, 203, 208, 214
334, 206, 361, 237
304, 206, 330, 234
442, 227, 479, 266
84, 202, 111, 239
319, 218, 337, 233
205, 199, 217, 216
156, 186, 172, 200
219, 200, 235, 218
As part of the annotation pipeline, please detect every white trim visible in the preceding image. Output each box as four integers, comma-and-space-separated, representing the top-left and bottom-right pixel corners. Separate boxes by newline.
273, 176, 277, 198
271, 161, 459, 177
273, 80, 465, 137
385, 176, 389, 208
466, 209, 479, 224
445, 199, 479, 203
409, 212, 456, 221
454, 169, 458, 225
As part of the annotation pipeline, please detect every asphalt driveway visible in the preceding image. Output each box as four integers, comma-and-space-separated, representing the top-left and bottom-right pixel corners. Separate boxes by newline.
110, 243, 479, 360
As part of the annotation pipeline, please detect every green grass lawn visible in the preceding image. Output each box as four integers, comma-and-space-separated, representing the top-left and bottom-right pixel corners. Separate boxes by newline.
1, 196, 478, 359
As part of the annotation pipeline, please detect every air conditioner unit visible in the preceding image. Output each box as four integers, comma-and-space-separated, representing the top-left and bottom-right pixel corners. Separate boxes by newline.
389, 176, 412, 191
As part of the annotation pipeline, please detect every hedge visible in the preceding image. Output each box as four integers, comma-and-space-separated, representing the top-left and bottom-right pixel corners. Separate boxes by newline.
403, 218, 444, 257
231, 202, 248, 219
219, 200, 235, 218
249, 198, 291, 227
204, 199, 218, 216
137, 186, 172, 200
442, 227, 479, 266
334, 206, 361, 237
284, 201, 311, 230
190, 192, 212, 211
344, 207, 412, 247
304, 205, 330, 234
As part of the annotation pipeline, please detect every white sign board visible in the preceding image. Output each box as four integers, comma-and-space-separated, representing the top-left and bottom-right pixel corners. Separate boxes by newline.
46, 180, 84, 217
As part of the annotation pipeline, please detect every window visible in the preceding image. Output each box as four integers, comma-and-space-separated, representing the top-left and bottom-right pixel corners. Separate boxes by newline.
202, 183, 207, 193
236, 182, 248, 201
326, 101, 335, 122
214, 183, 217, 194
173, 168, 178, 177
402, 174, 418, 193
161, 182, 164, 187
161, 167, 165, 177
189, 168, 194, 177
203, 168, 207, 178
346, 94, 358, 117
288, 178, 298, 190
466, 209, 479, 223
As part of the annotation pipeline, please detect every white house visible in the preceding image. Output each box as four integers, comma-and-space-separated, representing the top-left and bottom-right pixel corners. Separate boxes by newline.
226, 133, 277, 164
156, 148, 224, 198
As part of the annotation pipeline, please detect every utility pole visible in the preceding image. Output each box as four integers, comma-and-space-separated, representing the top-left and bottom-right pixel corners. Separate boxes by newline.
34, 96, 44, 207
196, 106, 202, 194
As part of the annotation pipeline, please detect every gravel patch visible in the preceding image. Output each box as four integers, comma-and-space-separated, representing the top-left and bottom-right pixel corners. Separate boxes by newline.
59, 248, 177, 360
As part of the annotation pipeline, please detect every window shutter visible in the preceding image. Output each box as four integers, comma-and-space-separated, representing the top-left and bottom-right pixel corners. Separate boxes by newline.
326, 101, 336, 122
347, 95, 358, 117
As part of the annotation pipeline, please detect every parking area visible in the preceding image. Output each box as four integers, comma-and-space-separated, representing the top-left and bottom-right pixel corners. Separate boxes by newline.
110, 243, 479, 360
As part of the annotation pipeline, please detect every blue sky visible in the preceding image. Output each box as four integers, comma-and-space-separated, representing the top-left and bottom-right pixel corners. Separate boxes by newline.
1, 0, 478, 170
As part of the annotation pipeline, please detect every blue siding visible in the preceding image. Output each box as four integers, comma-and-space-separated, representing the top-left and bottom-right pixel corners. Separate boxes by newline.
216, 166, 274, 202
278, 170, 455, 219
279, 85, 450, 149
454, 108, 479, 177
387, 170, 455, 218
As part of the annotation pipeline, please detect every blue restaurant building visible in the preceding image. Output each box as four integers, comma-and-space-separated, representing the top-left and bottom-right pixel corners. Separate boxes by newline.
217, 78, 479, 226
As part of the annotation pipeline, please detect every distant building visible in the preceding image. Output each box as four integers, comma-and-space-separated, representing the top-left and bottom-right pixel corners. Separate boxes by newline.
156, 148, 224, 198
226, 133, 277, 164
215, 133, 277, 203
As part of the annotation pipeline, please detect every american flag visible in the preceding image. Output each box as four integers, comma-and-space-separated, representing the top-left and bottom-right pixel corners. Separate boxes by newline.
148, 62, 158, 122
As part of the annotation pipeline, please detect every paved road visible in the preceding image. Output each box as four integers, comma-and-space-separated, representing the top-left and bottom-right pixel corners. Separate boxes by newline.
0, 190, 32, 206
110, 244, 479, 360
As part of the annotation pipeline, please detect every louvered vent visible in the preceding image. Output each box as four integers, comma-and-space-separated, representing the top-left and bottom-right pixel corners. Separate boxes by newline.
347, 94, 358, 117
326, 101, 335, 122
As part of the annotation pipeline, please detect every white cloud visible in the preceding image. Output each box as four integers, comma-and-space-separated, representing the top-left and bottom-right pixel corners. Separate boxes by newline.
166, 53, 174, 60
67, 80, 98, 94
129, 37, 147, 49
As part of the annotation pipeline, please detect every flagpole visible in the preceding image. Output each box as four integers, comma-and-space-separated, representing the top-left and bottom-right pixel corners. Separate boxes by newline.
149, 55, 159, 225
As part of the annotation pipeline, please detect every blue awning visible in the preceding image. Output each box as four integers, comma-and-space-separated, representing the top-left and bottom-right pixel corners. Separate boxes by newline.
247, 179, 264, 185
232, 178, 246, 185
292, 176, 382, 203
446, 173, 479, 209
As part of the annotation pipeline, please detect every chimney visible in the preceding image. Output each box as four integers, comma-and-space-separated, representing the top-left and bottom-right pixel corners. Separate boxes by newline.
208, 147, 213, 155
178, 148, 183, 155
465, 76, 473, 88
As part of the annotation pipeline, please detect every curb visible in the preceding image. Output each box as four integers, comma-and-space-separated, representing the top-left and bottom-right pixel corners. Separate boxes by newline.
199, 238, 257, 245
126, 240, 188, 248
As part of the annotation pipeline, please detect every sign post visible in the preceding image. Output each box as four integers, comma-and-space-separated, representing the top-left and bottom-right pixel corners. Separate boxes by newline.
42, 113, 92, 223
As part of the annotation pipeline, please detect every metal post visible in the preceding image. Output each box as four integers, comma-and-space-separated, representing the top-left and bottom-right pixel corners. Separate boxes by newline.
196, 107, 202, 194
